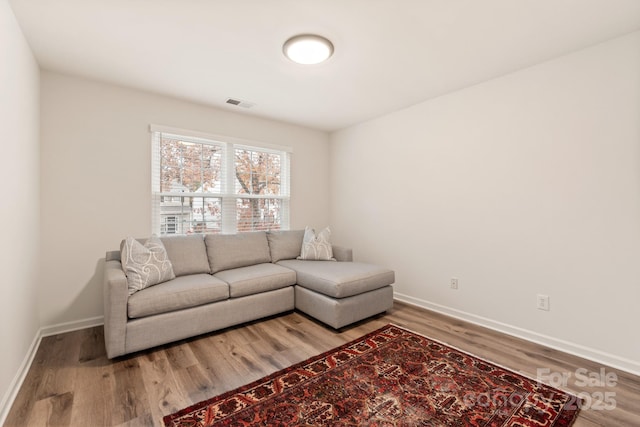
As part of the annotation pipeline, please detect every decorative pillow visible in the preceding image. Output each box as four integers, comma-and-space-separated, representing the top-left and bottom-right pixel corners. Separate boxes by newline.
297, 226, 335, 261
121, 235, 175, 295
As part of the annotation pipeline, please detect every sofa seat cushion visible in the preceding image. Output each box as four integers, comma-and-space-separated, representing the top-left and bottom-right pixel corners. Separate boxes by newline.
128, 274, 229, 319
277, 260, 395, 298
214, 263, 296, 298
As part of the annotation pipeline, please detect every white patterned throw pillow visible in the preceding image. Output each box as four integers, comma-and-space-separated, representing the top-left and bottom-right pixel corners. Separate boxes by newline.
121, 235, 175, 295
297, 226, 335, 261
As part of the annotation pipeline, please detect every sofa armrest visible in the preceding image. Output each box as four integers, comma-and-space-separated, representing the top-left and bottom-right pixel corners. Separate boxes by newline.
332, 245, 353, 262
103, 258, 128, 358
106, 250, 121, 262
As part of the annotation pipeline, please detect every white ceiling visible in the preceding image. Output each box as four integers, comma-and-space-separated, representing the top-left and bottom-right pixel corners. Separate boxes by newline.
9, 0, 640, 132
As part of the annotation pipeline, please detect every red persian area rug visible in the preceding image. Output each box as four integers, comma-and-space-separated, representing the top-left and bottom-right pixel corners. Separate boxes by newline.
164, 324, 580, 426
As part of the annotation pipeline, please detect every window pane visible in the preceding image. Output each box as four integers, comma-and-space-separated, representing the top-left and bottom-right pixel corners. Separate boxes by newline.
235, 149, 253, 194
160, 196, 221, 234
236, 198, 282, 232
265, 153, 281, 195
180, 141, 202, 192
160, 196, 190, 234
160, 137, 222, 194
160, 138, 182, 192
191, 197, 222, 233
202, 144, 222, 193
235, 149, 282, 195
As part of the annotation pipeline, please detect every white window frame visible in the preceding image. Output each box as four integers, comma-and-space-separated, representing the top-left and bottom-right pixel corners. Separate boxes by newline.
150, 124, 291, 235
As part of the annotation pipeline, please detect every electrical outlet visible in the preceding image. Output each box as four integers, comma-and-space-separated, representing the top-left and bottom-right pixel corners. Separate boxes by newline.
450, 278, 458, 290
537, 294, 550, 311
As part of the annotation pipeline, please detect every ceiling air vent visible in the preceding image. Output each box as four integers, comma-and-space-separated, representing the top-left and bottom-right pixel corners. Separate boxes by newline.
225, 98, 255, 109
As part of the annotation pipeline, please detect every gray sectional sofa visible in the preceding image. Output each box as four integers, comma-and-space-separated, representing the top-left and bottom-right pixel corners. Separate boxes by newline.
103, 230, 394, 358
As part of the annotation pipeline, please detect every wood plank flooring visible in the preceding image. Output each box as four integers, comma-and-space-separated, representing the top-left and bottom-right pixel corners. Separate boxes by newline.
5, 302, 640, 426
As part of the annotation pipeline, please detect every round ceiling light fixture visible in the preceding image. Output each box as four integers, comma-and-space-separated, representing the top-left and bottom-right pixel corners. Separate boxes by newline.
283, 34, 334, 65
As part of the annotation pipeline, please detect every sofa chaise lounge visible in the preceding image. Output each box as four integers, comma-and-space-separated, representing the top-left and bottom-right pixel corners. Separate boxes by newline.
103, 230, 394, 358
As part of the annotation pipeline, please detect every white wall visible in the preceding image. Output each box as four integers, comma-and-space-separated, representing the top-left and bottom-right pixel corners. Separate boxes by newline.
40, 71, 330, 326
0, 0, 40, 415
330, 31, 640, 373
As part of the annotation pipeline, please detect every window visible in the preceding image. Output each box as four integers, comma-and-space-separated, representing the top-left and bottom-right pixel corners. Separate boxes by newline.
162, 216, 177, 234
151, 126, 290, 235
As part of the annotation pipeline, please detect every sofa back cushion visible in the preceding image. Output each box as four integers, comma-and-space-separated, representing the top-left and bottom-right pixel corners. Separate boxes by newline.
160, 234, 211, 276
205, 232, 271, 273
267, 230, 304, 262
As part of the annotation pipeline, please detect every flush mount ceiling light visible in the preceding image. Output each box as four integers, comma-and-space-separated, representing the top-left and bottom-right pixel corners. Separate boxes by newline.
283, 34, 334, 65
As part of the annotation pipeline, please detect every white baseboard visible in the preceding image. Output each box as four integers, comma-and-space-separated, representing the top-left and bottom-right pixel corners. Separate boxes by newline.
0, 316, 104, 425
394, 292, 640, 377
0, 328, 42, 426
40, 315, 104, 337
